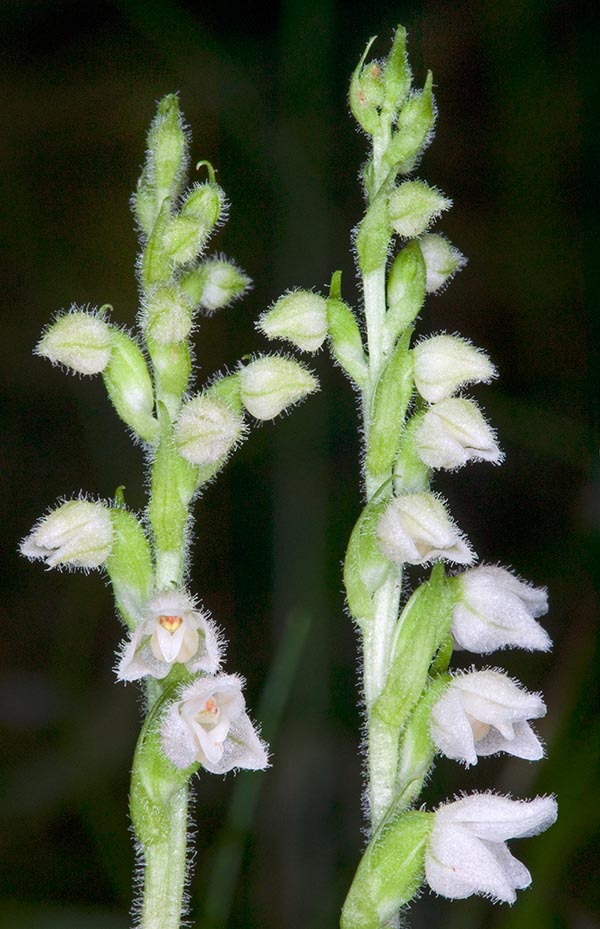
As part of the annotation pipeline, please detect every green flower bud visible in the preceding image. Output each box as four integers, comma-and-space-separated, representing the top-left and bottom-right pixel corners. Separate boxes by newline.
147, 339, 192, 420
142, 284, 194, 344
343, 499, 391, 626
103, 331, 159, 444
36, 309, 112, 375
133, 164, 157, 237
341, 811, 433, 929
147, 94, 188, 203
258, 290, 328, 353
175, 393, 245, 466
349, 37, 382, 135
162, 183, 224, 267
382, 25, 411, 114
385, 241, 426, 339
382, 72, 435, 175
181, 258, 250, 313
419, 233, 466, 292
239, 355, 318, 420
389, 180, 451, 238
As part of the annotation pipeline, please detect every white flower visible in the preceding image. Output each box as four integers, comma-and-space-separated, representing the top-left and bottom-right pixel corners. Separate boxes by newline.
175, 394, 245, 466
36, 310, 113, 375
161, 673, 269, 773
117, 590, 221, 681
415, 398, 503, 469
376, 492, 475, 566
20, 499, 113, 570
239, 355, 318, 420
197, 258, 250, 313
388, 181, 451, 238
431, 669, 545, 766
413, 335, 497, 404
425, 793, 557, 903
258, 290, 329, 353
453, 566, 551, 653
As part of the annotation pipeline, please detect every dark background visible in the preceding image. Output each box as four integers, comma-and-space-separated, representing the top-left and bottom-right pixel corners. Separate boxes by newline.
1, 0, 597, 927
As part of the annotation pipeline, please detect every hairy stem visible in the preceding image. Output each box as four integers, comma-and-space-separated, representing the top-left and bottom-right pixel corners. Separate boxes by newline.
140, 786, 190, 929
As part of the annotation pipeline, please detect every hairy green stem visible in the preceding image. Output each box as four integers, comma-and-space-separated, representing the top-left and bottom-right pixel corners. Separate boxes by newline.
140, 786, 190, 929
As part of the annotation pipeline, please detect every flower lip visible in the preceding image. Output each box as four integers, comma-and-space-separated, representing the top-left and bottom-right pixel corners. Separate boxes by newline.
116, 589, 221, 681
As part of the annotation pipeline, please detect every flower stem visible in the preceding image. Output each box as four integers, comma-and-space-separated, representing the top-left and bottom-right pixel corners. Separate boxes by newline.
140, 785, 190, 929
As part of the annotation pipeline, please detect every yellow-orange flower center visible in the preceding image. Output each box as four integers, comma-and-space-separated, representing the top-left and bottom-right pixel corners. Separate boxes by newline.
159, 614, 183, 634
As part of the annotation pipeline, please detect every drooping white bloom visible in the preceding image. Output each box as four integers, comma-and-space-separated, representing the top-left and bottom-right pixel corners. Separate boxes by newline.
425, 793, 557, 903
415, 398, 503, 470
161, 673, 269, 773
388, 181, 451, 238
117, 590, 221, 681
431, 669, 545, 766
20, 499, 113, 570
418, 233, 466, 293
175, 394, 245, 466
36, 310, 112, 375
258, 290, 329, 353
376, 492, 475, 566
453, 566, 551, 653
239, 355, 318, 420
413, 335, 497, 404
197, 258, 250, 313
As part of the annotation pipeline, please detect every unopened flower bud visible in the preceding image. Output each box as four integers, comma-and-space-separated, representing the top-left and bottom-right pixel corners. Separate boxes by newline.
142, 284, 193, 344
349, 38, 383, 135
181, 258, 250, 313
103, 331, 159, 444
413, 335, 497, 403
36, 310, 112, 375
382, 26, 412, 113
376, 492, 474, 566
175, 393, 245, 466
382, 72, 435, 175
163, 183, 225, 266
239, 356, 318, 420
415, 398, 502, 469
21, 499, 113, 570
147, 94, 188, 202
419, 233, 466, 292
389, 180, 451, 238
258, 290, 328, 352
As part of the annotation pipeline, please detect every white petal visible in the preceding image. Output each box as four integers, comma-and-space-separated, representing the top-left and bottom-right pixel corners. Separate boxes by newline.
476, 720, 544, 761
161, 702, 198, 768
439, 794, 558, 842
430, 687, 478, 766
426, 823, 517, 902
203, 712, 269, 774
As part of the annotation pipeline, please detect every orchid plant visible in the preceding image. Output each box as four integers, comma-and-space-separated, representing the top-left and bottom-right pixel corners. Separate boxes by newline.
20, 95, 318, 928
258, 25, 557, 929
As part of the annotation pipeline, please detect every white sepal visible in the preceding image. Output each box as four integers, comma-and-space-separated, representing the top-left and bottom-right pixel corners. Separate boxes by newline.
413, 335, 497, 404
416, 398, 503, 469
36, 309, 112, 375
257, 290, 328, 353
453, 566, 551, 653
239, 355, 318, 420
376, 492, 475, 566
198, 258, 250, 313
426, 793, 557, 903
20, 499, 113, 570
175, 394, 246, 466
419, 233, 466, 292
161, 673, 269, 773
117, 589, 221, 681
430, 669, 545, 766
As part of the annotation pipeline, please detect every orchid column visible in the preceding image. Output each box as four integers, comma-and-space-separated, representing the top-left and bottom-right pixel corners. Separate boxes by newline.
20, 95, 318, 928
257, 27, 556, 929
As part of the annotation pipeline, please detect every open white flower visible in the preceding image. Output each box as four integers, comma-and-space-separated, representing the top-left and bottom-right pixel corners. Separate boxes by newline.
376, 492, 475, 566
161, 673, 269, 773
117, 590, 221, 681
431, 669, 545, 766
453, 566, 551, 653
426, 793, 557, 903
415, 398, 503, 470
20, 499, 113, 570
